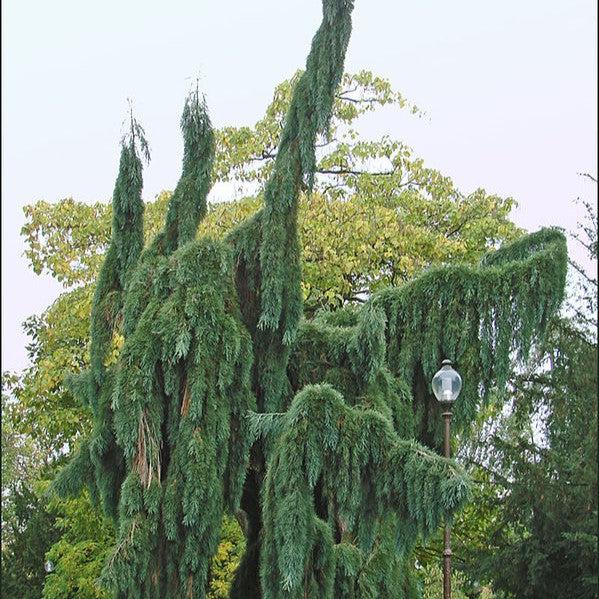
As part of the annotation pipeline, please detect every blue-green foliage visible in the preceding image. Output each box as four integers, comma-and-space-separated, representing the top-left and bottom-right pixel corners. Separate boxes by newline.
373, 227, 567, 446
52, 0, 568, 597
260, 384, 470, 598
53, 117, 148, 521
160, 90, 215, 255
103, 239, 254, 597
228, 0, 355, 414
55, 93, 255, 598
99, 94, 255, 598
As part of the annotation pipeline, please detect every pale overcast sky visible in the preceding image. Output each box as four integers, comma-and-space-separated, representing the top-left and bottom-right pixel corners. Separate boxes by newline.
2, 0, 597, 373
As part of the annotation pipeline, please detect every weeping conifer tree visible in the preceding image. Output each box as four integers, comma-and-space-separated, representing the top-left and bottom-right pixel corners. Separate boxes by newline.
54, 0, 568, 597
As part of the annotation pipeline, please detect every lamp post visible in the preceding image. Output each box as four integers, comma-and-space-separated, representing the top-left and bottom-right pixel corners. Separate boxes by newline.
431, 359, 462, 599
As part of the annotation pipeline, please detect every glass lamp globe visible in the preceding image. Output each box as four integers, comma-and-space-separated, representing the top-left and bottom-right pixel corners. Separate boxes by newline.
44, 560, 55, 573
431, 359, 462, 404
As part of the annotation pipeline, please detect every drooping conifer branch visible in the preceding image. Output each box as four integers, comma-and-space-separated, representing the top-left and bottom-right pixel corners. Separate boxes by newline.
123, 88, 215, 337
260, 384, 470, 598
257, 0, 355, 339
228, 0, 355, 414
104, 240, 254, 597
90, 112, 149, 383
372, 227, 568, 445
53, 112, 149, 521
99, 91, 256, 598
161, 87, 215, 254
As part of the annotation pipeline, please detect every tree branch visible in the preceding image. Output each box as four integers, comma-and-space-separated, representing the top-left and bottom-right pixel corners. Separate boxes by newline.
578, 172, 598, 183
569, 258, 597, 287
317, 167, 395, 177
336, 95, 384, 105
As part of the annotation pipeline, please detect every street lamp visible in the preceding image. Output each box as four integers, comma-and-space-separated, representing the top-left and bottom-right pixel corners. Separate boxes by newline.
44, 560, 55, 574
431, 359, 462, 599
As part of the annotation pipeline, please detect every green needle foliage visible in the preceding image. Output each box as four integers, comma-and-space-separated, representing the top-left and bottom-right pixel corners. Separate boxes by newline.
53, 114, 149, 521
91, 113, 149, 381
156, 89, 214, 255
258, 0, 354, 336
55, 91, 255, 598
260, 384, 470, 598
228, 0, 355, 417
52, 1, 568, 597
373, 227, 568, 448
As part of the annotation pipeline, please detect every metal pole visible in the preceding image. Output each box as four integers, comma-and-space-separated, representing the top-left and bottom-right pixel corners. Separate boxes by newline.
442, 409, 452, 599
